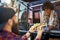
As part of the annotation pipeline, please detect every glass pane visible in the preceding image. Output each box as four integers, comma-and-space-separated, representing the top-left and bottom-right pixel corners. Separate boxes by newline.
18, 1, 28, 31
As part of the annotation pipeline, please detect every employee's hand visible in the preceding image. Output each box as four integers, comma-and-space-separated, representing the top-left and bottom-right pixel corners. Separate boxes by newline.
37, 23, 46, 31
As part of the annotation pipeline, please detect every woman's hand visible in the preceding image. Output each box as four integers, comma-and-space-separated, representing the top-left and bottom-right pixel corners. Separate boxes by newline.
25, 25, 37, 38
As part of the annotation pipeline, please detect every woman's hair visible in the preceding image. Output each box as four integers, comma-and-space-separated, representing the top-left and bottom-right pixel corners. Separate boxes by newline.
21, 11, 27, 19
42, 1, 54, 10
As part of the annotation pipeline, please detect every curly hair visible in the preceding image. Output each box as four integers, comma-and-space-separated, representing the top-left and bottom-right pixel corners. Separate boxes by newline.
42, 1, 54, 10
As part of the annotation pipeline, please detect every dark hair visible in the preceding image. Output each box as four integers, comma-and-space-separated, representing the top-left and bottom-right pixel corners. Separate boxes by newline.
42, 1, 54, 10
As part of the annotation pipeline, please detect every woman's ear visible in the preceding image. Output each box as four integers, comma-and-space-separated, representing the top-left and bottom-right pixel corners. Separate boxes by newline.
8, 19, 13, 26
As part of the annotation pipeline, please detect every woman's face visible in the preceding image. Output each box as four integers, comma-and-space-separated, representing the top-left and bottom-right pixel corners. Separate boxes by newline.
44, 9, 51, 16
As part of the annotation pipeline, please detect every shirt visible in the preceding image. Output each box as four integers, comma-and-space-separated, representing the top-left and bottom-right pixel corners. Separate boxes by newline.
40, 10, 59, 29
0, 30, 40, 40
0, 30, 27, 40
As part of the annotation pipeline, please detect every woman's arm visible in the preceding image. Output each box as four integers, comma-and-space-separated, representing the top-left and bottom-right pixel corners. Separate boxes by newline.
21, 25, 37, 40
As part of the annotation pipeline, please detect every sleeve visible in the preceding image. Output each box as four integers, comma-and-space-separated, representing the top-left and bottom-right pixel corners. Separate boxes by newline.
21, 35, 28, 40
40, 11, 45, 23
48, 11, 54, 26
52, 11, 59, 28
48, 11, 59, 28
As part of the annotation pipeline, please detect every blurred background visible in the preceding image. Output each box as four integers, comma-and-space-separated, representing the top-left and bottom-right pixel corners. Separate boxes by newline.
0, 0, 60, 30
0, 0, 60, 40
